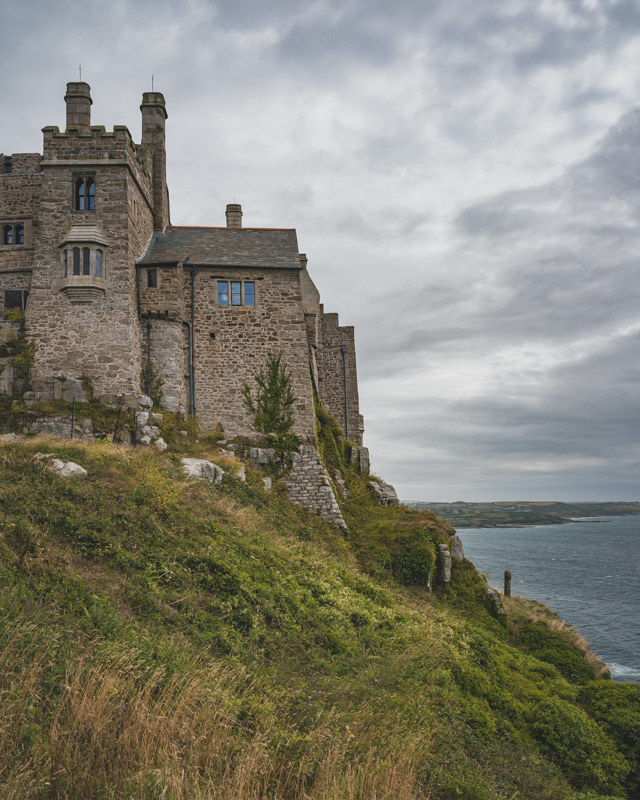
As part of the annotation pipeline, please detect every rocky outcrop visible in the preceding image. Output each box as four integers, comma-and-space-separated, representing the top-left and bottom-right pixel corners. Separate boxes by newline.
281, 445, 347, 529
134, 410, 165, 448
437, 544, 452, 583
450, 534, 465, 562
182, 458, 225, 484
35, 452, 87, 478
27, 415, 94, 441
486, 585, 506, 615
368, 480, 399, 506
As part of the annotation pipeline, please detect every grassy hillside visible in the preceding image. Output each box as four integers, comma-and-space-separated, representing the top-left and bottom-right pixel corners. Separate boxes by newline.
1, 401, 639, 799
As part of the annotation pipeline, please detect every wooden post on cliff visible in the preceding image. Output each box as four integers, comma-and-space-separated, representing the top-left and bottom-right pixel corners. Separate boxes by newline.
504, 570, 511, 598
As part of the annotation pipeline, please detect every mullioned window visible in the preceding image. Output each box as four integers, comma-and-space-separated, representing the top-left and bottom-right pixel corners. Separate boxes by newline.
217, 280, 255, 307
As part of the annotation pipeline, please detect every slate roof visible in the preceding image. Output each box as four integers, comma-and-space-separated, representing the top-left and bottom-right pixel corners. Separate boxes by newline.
138, 226, 302, 269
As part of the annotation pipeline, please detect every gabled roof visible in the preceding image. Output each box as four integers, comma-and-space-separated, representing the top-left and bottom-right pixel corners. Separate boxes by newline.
138, 226, 302, 269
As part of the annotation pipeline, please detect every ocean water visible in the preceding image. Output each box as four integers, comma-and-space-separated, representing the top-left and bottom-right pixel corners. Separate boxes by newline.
457, 516, 640, 683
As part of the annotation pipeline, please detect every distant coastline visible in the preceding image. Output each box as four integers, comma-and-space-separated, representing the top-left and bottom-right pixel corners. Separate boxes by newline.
406, 500, 640, 528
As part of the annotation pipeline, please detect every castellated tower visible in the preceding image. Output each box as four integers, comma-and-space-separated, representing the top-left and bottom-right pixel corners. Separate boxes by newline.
1, 82, 364, 452
21, 82, 167, 398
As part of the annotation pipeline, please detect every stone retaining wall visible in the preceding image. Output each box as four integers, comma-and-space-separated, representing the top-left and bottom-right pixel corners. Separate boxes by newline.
281, 444, 347, 529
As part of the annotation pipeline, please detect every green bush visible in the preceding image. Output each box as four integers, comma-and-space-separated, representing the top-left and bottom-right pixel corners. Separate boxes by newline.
530, 697, 629, 794
514, 623, 595, 684
579, 682, 640, 797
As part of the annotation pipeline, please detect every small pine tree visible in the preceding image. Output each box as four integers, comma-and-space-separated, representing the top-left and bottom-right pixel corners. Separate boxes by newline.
242, 352, 300, 457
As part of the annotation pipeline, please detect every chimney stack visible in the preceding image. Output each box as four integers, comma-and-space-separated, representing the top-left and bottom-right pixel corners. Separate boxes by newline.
65, 82, 92, 133
226, 203, 242, 228
299, 253, 308, 269
140, 92, 169, 231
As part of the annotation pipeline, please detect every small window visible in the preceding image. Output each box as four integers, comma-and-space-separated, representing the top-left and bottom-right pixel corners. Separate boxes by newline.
4, 289, 28, 315
82, 247, 90, 275
244, 281, 255, 307
231, 281, 242, 306
15, 224, 24, 245
3, 156, 12, 174
73, 247, 80, 275
218, 281, 228, 306
2, 225, 13, 245
95, 249, 103, 278
147, 269, 157, 288
62, 249, 68, 277
75, 176, 95, 211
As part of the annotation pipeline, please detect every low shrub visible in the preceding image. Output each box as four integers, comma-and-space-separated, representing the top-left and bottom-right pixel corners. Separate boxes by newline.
530, 696, 629, 794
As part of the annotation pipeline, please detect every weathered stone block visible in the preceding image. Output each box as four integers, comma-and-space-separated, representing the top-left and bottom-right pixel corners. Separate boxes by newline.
249, 447, 277, 468
182, 457, 225, 484
368, 480, 399, 506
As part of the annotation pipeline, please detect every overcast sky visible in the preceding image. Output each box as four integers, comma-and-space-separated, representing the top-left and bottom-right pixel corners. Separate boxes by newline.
2, 0, 639, 501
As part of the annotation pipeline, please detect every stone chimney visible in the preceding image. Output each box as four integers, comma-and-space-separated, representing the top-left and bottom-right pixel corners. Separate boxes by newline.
226, 203, 242, 228
299, 253, 308, 269
140, 92, 169, 231
65, 82, 92, 133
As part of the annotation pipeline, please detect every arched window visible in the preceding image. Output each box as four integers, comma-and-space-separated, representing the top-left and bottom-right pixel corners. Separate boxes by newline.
3, 225, 13, 245
95, 249, 103, 278
75, 176, 95, 211
82, 247, 90, 275
15, 224, 24, 245
73, 247, 80, 275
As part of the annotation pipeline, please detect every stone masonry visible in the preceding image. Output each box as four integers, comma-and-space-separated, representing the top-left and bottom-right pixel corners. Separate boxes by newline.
1, 82, 367, 526
281, 445, 347, 529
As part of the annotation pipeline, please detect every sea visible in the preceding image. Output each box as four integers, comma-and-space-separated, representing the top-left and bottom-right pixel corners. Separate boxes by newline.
456, 515, 640, 683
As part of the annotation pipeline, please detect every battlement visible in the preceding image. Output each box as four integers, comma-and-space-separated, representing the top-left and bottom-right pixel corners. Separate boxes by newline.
42, 125, 136, 142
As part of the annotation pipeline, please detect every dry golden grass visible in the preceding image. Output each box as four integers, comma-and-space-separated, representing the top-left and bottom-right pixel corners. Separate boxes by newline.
0, 619, 432, 800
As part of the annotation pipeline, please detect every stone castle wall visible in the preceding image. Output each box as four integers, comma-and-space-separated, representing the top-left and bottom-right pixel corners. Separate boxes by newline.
189, 266, 316, 438
0, 152, 41, 344
317, 308, 362, 445
141, 317, 188, 414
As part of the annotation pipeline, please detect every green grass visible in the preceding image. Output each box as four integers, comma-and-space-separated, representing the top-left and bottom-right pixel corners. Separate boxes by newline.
0, 406, 636, 799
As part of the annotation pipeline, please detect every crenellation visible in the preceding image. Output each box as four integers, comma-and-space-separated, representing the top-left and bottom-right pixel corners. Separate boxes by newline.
1, 81, 365, 527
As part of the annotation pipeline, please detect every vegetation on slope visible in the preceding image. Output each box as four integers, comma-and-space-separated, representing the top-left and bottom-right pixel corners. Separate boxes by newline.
0, 399, 639, 799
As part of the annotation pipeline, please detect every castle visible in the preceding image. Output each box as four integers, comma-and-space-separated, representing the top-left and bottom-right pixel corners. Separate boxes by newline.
0, 82, 364, 450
